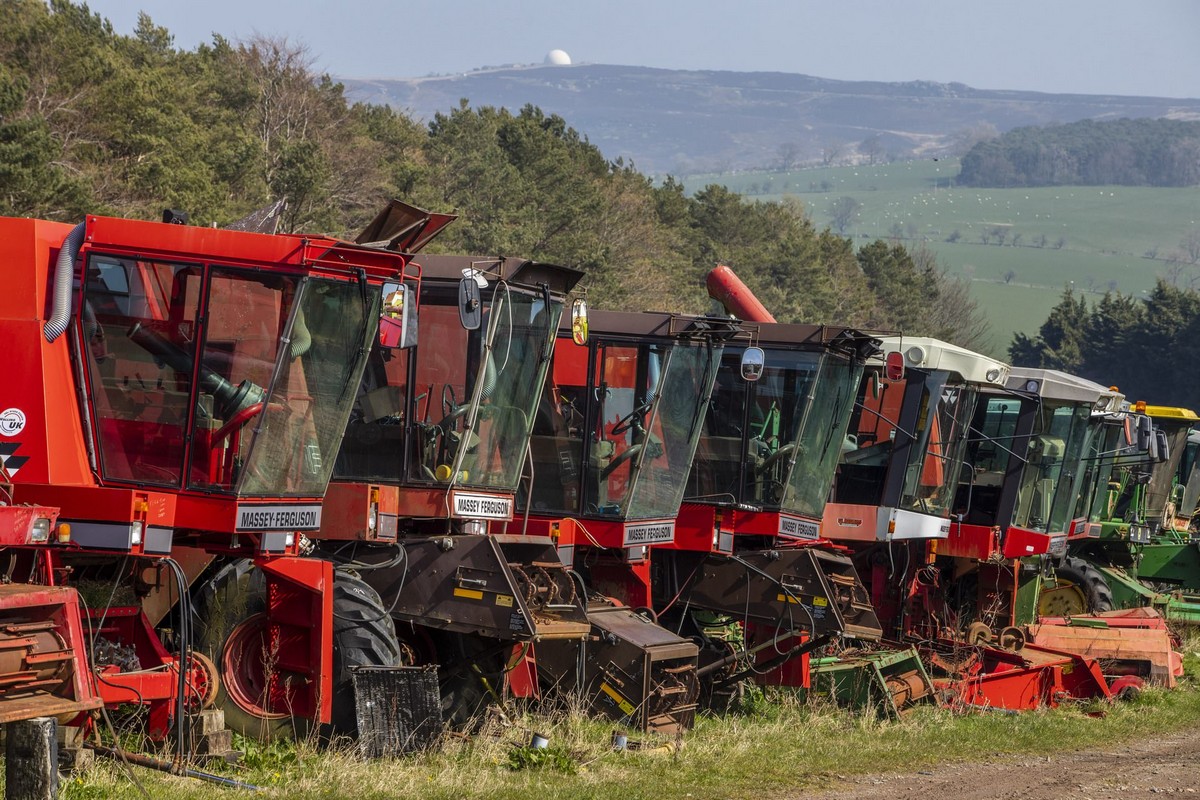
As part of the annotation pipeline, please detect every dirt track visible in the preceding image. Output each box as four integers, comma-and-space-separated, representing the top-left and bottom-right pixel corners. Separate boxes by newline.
795, 728, 1200, 800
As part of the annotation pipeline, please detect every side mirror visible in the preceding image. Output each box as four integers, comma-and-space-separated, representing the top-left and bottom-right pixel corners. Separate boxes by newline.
1154, 429, 1170, 463
1136, 414, 1153, 453
379, 282, 416, 349
459, 276, 482, 330
884, 350, 905, 382
740, 346, 765, 382
867, 371, 882, 400
571, 298, 589, 345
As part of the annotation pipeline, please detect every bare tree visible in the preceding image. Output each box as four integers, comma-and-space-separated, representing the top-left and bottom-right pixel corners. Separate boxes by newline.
1181, 229, 1200, 264
777, 141, 802, 172
821, 140, 844, 166
828, 196, 862, 234
860, 135, 885, 166
909, 244, 991, 350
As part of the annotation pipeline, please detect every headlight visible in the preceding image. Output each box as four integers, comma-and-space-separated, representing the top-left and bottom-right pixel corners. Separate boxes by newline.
130, 522, 143, 546
30, 518, 51, 543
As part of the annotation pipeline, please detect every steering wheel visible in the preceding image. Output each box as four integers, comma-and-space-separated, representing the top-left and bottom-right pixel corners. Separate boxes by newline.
755, 443, 797, 476
600, 443, 644, 479
442, 384, 459, 419
611, 402, 652, 436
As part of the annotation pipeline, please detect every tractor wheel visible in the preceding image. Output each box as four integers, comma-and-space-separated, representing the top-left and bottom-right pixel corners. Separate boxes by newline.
1038, 557, 1115, 618
328, 570, 403, 738
193, 560, 402, 741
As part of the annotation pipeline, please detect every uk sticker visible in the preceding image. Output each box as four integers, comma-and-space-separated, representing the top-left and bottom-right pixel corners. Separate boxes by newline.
0, 409, 26, 437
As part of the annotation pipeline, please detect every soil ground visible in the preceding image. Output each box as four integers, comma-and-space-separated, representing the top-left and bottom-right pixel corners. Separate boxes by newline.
795, 726, 1200, 800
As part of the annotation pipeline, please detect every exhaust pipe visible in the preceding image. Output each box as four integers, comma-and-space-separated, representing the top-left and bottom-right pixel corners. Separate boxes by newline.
44, 222, 86, 342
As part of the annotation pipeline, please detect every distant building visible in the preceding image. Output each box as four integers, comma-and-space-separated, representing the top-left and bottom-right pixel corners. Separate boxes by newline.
545, 49, 572, 66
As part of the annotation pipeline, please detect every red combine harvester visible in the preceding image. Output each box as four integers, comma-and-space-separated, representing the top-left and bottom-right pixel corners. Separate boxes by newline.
822, 336, 1010, 639
520, 309, 740, 730
316, 253, 593, 728
0, 210, 421, 746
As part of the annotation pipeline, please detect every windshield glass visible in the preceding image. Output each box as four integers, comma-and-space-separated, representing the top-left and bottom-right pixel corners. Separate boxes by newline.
407, 287, 561, 491
895, 379, 976, 518
525, 336, 721, 520
1145, 420, 1192, 519
82, 256, 375, 496
235, 276, 377, 495
1077, 417, 1128, 523
686, 349, 862, 519
593, 340, 720, 519
1012, 400, 1094, 533
779, 354, 864, 518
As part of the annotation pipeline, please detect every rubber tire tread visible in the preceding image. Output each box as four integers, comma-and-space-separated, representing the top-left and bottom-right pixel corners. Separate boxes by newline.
329, 570, 403, 737
1054, 556, 1115, 614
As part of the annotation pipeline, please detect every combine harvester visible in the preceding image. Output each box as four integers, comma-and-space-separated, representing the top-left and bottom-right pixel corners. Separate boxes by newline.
0, 208, 424, 762
530, 266, 887, 716
817, 334, 1009, 713
706, 266, 1168, 711
1050, 403, 1200, 623
314, 248, 596, 734
519, 307, 741, 731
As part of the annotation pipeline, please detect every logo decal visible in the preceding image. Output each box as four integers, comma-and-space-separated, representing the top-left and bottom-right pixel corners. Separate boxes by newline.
0, 442, 27, 478
623, 521, 675, 546
0, 409, 26, 437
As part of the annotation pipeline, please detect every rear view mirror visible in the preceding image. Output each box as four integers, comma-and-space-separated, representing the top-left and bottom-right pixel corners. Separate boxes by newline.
459, 277, 482, 330
571, 298, 589, 345
740, 347, 765, 382
1136, 415, 1153, 453
867, 371, 882, 400
379, 282, 416, 349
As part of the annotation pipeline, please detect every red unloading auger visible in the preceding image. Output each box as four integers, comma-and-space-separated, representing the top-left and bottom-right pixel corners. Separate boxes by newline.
706, 265, 776, 323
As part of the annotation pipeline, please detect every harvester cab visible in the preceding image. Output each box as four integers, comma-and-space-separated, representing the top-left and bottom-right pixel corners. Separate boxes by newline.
644, 323, 887, 696
1056, 403, 1200, 623
1176, 427, 1200, 534
0, 211, 419, 740
825, 336, 1010, 544
941, 368, 1123, 630
1138, 405, 1200, 536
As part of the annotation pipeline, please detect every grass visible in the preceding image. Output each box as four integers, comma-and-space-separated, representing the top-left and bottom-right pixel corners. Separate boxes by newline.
679, 161, 1200, 356
55, 645, 1200, 800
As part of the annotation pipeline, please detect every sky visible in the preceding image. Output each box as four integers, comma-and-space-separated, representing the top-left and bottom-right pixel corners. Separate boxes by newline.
79, 0, 1199, 99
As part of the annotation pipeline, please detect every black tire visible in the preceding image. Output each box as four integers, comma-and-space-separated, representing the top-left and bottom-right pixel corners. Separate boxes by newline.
1046, 556, 1115, 615
193, 560, 402, 741
329, 570, 403, 737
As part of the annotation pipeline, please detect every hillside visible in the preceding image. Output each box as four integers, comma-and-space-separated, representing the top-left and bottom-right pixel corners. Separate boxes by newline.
683, 159, 1200, 355
342, 64, 1200, 174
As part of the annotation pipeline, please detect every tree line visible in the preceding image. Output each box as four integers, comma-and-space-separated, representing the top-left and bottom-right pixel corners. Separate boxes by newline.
958, 118, 1200, 188
1, 2, 991, 344
1010, 282, 1200, 411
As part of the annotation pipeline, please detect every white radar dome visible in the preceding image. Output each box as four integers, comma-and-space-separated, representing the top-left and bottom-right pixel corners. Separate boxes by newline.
544, 49, 572, 66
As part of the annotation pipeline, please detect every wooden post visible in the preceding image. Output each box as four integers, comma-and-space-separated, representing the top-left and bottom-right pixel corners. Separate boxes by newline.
5, 717, 58, 800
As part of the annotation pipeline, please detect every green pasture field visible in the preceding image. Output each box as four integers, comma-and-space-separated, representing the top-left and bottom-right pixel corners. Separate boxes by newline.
681, 160, 1200, 356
